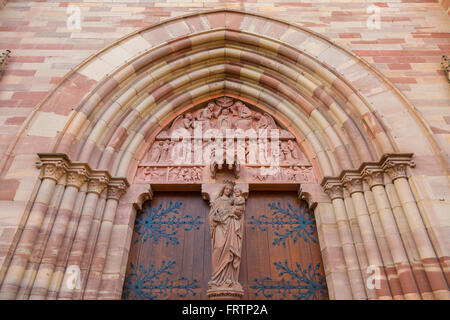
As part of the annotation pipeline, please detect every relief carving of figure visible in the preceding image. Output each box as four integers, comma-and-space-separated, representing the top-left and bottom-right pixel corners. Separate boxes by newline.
232, 100, 253, 130
197, 101, 221, 131
171, 112, 194, 134
148, 141, 163, 163
208, 181, 245, 296
280, 141, 294, 163
217, 108, 233, 133
160, 140, 172, 163
254, 112, 276, 131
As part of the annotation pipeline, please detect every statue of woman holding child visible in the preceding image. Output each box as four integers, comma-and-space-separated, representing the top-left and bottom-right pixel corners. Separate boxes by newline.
207, 180, 246, 298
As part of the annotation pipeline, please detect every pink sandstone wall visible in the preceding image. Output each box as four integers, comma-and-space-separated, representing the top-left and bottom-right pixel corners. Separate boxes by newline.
0, 1, 448, 300
0, 0, 448, 171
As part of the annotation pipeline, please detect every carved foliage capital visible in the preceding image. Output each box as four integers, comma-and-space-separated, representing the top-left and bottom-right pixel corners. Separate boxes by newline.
382, 158, 415, 182
41, 160, 68, 182
341, 174, 363, 195
322, 182, 344, 200
87, 175, 109, 195
66, 168, 89, 189
107, 182, 128, 200
361, 167, 384, 189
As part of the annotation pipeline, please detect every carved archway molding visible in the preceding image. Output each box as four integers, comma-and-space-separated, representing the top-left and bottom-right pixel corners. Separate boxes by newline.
0, 9, 448, 300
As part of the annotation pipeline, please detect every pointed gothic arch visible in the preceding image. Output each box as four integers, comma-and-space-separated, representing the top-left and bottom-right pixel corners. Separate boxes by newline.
0, 9, 448, 300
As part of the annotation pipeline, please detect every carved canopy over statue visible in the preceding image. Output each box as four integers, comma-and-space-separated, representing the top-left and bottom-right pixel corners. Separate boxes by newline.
207, 180, 245, 298
135, 96, 315, 185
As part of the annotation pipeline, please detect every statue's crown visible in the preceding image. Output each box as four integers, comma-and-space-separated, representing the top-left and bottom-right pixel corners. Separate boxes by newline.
223, 180, 236, 186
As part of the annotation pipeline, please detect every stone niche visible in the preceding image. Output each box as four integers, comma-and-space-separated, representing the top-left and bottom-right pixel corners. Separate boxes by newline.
135, 96, 315, 186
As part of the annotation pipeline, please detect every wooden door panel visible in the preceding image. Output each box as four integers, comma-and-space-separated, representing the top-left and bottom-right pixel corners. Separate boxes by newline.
245, 192, 328, 300
123, 191, 328, 300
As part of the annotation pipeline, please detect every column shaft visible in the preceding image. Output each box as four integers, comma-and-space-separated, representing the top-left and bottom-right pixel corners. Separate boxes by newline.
57, 191, 100, 299
385, 182, 433, 299
0, 178, 57, 299
16, 182, 66, 299
84, 198, 119, 299
393, 177, 450, 299
364, 189, 404, 299
371, 184, 421, 299
331, 197, 367, 299
29, 185, 80, 299
350, 191, 392, 299
46, 190, 87, 299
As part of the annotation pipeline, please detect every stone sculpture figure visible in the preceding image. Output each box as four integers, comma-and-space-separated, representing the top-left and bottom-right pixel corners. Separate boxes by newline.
207, 181, 245, 299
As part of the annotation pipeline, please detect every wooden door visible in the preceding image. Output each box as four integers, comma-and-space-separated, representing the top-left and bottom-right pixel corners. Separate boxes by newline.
243, 191, 328, 300
122, 191, 328, 300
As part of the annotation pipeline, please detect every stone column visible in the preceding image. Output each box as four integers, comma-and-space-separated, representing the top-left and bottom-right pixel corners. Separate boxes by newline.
46, 186, 87, 299
363, 184, 404, 299
384, 180, 434, 299
28, 167, 88, 299
342, 173, 392, 299
383, 159, 450, 299
0, 157, 67, 299
83, 180, 127, 299
323, 180, 367, 299
97, 183, 152, 300
16, 178, 66, 300
343, 191, 376, 299
362, 167, 421, 300
57, 174, 109, 299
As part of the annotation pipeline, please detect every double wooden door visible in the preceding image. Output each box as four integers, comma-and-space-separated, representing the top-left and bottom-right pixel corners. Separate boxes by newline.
122, 191, 328, 300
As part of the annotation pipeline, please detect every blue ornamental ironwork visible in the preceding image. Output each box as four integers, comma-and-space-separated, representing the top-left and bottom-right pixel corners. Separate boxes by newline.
248, 202, 317, 247
122, 260, 200, 300
134, 201, 203, 246
250, 260, 328, 300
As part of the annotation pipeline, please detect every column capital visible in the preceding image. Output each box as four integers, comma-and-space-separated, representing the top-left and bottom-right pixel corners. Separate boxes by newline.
66, 166, 89, 189
381, 154, 415, 182
321, 179, 344, 201
36, 154, 70, 182
341, 173, 363, 195
87, 173, 110, 195
361, 166, 384, 189
107, 178, 129, 200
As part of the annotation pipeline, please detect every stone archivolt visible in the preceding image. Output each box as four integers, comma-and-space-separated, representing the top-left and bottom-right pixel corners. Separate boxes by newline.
0, 10, 448, 301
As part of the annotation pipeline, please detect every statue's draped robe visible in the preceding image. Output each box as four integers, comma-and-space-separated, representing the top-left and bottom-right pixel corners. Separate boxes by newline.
208, 195, 244, 286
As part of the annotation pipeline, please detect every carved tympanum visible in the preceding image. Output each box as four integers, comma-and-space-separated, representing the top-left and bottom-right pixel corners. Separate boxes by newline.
136, 97, 314, 185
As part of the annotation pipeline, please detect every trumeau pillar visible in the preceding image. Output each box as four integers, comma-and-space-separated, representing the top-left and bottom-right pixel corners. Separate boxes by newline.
202, 182, 248, 300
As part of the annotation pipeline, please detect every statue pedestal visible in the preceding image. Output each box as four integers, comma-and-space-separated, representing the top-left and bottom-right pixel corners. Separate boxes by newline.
206, 282, 244, 300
